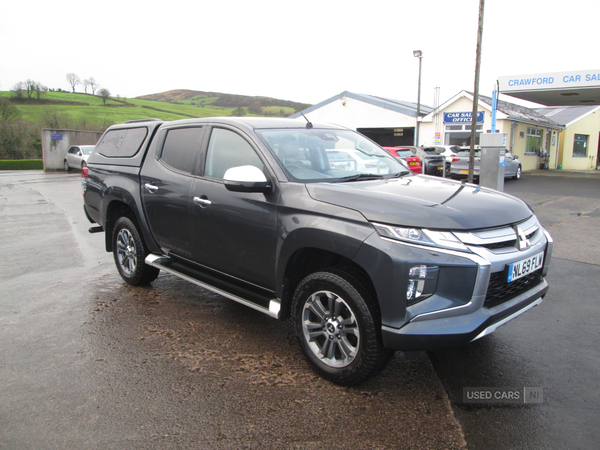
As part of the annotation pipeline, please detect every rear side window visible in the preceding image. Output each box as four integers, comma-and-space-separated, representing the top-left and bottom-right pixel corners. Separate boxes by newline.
160, 127, 205, 174
95, 127, 148, 157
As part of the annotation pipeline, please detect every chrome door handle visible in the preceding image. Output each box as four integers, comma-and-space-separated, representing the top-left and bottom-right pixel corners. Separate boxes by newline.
193, 196, 212, 206
144, 183, 158, 192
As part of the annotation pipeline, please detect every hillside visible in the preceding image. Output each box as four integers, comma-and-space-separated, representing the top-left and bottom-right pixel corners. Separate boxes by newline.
138, 89, 310, 116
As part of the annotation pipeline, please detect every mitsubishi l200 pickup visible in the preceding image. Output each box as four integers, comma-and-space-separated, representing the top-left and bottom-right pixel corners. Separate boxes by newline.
82, 117, 552, 385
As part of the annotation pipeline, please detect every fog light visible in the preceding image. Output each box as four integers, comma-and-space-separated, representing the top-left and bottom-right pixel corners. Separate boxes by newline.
407, 265, 427, 301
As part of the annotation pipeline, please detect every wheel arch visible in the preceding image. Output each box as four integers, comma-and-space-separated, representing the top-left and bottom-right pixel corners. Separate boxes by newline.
278, 247, 377, 321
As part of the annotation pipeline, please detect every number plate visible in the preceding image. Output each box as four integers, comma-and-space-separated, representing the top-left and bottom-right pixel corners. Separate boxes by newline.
409, 162, 418, 166
507, 251, 544, 283
460, 169, 469, 174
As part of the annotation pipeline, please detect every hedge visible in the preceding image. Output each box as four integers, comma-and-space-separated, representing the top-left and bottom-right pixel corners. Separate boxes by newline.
0, 160, 44, 170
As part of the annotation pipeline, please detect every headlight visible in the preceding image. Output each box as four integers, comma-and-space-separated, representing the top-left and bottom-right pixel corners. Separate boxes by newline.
372, 223, 470, 252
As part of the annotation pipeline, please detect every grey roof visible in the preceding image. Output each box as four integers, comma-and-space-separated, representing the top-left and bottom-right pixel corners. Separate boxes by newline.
289, 91, 433, 119
477, 93, 563, 129
534, 105, 600, 126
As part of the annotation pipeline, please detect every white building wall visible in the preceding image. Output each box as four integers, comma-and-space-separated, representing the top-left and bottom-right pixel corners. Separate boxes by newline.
303, 97, 416, 130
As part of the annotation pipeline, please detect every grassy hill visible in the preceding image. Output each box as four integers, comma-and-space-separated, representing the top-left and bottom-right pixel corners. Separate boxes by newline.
0, 89, 311, 160
1, 89, 310, 125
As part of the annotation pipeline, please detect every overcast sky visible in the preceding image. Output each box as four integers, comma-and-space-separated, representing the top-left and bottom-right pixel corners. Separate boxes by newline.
1, 0, 598, 108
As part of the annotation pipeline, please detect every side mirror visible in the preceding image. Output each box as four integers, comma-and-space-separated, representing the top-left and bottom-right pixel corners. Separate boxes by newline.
514, 155, 519, 160
223, 165, 272, 193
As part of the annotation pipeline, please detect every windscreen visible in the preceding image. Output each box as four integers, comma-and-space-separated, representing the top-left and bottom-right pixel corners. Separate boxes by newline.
256, 128, 407, 182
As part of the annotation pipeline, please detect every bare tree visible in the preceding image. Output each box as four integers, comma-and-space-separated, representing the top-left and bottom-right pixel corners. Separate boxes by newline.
34, 82, 47, 100
25, 79, 37, 98
98, 88, 111, 105
66, 73, 80, 93
88, 77, 98, 95
11, 82, 24, 99
83, 79, 90, 93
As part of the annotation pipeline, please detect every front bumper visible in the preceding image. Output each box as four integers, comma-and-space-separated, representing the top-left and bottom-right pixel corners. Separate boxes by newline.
356, 218, 553, 352
381, 278, 548, 350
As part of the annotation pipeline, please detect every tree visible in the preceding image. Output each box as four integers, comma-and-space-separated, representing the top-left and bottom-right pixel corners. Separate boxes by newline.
34, 82, 47, 100
83, 79, 90, 93
88, 77, 98, 95
0, 98, 21, 121
231, 106, 246, 116
98, 88, 111, 105
11, 82, 24, 99
66, 73, 80, 93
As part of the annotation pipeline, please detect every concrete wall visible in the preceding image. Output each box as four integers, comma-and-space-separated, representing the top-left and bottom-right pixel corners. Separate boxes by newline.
41, 129, 103, 170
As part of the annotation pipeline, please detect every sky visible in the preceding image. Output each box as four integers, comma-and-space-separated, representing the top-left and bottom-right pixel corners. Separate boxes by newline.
1, 0, 598, 108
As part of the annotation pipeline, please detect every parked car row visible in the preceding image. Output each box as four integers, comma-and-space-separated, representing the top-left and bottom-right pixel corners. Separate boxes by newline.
382, 144, 522, 182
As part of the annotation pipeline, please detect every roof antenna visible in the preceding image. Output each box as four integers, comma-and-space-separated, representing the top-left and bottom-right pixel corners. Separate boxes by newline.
301, 113, 313, 128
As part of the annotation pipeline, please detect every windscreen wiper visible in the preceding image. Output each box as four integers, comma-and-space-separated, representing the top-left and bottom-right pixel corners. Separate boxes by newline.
333, 174, 385, 183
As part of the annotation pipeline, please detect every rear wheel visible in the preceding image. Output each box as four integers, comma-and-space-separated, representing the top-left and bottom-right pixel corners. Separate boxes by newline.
292, 268, 393, 386
513, 165, 522, 180
113, 216, 159, 285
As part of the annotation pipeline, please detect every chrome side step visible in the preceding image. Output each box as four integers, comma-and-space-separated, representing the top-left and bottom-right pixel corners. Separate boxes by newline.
145, 254, 281, 319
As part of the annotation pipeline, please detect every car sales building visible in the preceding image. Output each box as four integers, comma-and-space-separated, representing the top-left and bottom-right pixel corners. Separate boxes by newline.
419, 91, 565, 172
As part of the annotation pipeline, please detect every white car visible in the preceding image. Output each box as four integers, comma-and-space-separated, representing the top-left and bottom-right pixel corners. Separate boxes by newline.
64, 145, 94, 171
328, 148, 390, 174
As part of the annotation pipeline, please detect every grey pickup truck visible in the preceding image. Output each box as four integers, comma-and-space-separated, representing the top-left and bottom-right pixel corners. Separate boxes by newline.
82, 117, 553, 385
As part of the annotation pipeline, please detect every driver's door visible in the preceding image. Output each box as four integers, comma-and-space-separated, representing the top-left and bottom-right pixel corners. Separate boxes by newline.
189, 126, 279, 289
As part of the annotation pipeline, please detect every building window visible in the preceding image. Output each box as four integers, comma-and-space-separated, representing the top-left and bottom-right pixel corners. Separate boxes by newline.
573, 134, 588, 157
444, 124, 483, 147
526, 128, 542, 153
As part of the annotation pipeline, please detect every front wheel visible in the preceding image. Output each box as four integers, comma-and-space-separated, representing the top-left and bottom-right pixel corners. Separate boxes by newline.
292, 269, 393, 386
64, 160, 70, 171
113, 216, 159, 285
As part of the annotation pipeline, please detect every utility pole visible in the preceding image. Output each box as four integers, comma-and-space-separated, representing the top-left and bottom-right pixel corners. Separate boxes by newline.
469, 0, 485, 183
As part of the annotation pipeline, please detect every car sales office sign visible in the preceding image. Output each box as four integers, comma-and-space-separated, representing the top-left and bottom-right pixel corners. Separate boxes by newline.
443, 111, 484, 124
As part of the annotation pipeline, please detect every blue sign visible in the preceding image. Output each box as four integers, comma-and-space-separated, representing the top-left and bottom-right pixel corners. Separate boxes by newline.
443, 111, 484, 124
51, 134, 63, 140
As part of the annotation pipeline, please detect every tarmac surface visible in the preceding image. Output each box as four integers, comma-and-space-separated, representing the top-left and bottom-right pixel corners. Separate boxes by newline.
1, 169, 599, 449
0, 170, 465, 449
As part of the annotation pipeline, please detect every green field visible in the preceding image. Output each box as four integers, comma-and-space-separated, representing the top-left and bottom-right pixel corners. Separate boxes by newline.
1, 90, 301, 125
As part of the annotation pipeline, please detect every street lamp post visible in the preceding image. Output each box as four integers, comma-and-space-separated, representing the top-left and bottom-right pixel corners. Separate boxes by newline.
413, 50, 423, 147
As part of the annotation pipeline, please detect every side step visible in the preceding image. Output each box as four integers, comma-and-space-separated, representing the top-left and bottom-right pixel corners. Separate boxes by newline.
145, 254, 281, 319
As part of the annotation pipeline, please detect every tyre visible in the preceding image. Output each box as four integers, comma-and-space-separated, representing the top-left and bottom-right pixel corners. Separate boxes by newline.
292, 268, 392, 386
64, 159, 70, 171
513, 165, 522, 180
113, 216, 160, 285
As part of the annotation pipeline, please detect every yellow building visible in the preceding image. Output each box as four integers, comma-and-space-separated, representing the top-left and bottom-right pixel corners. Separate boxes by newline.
536, 106, 600, 170
420, 91, 564, 171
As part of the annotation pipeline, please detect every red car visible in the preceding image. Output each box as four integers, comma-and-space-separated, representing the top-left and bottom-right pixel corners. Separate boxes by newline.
382, 146, 422, 173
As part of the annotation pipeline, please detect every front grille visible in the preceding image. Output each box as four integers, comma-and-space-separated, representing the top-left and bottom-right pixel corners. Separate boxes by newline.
484, 270, 543, 308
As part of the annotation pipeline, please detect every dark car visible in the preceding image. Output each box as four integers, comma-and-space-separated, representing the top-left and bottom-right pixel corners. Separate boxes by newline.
82, 117, 552, 386
387, 146, 446, 176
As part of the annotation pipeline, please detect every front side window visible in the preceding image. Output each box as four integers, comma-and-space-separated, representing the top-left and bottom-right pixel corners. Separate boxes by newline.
573, 134, 588, 157
160, 127, 204, 173
204, 128, 263, 179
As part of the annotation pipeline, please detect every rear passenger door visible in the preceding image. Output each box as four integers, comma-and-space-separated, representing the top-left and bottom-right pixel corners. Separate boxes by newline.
140, 126, 206, 258
189, 126, 279, 289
